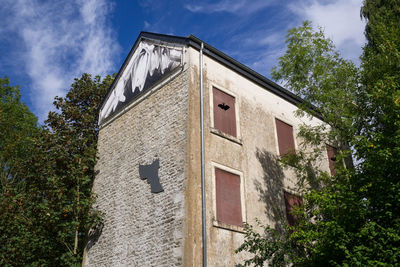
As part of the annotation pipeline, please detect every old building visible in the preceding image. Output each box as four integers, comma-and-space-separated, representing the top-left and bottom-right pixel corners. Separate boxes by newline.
83, 32, 332, 266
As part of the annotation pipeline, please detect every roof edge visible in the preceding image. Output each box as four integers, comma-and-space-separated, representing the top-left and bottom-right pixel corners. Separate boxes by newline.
186, 35, 305, 108
98, 32, 190, 115
98, 32, 323, 123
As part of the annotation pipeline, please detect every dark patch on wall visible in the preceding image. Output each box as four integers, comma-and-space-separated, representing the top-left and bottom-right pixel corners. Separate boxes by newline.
86, 222, 104, 252
139, 159, 164, 193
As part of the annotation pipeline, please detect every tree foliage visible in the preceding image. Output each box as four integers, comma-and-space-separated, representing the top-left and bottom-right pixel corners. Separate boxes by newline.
237, 1, 400, 266
0, 77, 38, 188
0, 74, 113, 266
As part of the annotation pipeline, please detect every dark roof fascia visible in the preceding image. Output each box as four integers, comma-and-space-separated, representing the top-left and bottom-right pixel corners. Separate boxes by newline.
99, 31, 323, 121
140, 31, 188, 45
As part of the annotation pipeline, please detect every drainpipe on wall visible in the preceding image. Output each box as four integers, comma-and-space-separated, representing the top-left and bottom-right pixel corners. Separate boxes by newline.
200, 42, 207, 267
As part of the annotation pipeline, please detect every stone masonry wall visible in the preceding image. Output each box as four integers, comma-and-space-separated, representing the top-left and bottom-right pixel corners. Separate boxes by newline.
84, 69, 189, 266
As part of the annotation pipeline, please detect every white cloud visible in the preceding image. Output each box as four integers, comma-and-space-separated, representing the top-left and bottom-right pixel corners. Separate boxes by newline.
257, 33, 283, 47
77, 0, 117, 76
144, 21, 151, 29
249, 47, 286, 78
226, 24, 288, 78
3, 0, 119, 122
184, 0, 276, 15
290, 0, 365, 63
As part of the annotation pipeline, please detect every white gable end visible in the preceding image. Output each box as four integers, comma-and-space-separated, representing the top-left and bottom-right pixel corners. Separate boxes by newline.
99, 40, 183, 125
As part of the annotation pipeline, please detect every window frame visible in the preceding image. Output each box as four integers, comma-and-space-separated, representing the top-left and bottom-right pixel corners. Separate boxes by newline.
283, 190, 303, 227
211, 162, 246, 232
273, 117, 297, 156
326, 144, 338, 175
209, 84, 241, 143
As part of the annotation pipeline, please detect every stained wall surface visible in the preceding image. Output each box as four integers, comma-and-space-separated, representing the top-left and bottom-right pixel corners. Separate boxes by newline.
85, 39, 330, 267
185, 46, 329, 266
83, 69, 189, 266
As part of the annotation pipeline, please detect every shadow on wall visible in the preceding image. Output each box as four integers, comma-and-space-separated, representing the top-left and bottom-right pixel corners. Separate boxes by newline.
255, 149, 286, 232
86, 222, 104, 251
85, 169, 104, 252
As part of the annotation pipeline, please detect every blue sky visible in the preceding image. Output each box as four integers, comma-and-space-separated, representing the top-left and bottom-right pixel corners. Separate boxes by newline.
0, 0, 365, 122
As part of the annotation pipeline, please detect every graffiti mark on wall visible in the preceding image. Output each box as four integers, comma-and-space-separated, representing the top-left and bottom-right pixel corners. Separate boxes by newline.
139, 159, 164, 193
99, 41, 182, 124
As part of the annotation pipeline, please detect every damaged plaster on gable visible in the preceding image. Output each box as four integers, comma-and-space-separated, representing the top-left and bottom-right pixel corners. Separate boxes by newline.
99, 41, 182, 125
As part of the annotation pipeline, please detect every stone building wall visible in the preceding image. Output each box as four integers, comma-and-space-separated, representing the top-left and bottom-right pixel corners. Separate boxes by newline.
83, 40, 329, 266
83, 69, 189, 266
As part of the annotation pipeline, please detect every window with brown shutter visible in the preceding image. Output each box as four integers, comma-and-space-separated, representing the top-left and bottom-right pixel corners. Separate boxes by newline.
213, 87, 237, 137
284, 191, 303, 226
326, 144, 338, 175
215, 168, 242, 227
275, 118, 295, 156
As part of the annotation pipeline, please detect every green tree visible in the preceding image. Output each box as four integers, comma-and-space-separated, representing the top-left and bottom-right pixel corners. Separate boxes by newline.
237, 21, 361, 267
237, 1, 400, 265
353, 0, 400, 264
0, 77, 38, 188
0, 74, 113, 266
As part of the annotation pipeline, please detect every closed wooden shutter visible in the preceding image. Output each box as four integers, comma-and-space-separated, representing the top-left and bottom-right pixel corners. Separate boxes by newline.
326, 144, 338, 175
213, 87, 237, 137
215, 168, 242, 227
284, 191, 303, 226
275, 118, 295, 156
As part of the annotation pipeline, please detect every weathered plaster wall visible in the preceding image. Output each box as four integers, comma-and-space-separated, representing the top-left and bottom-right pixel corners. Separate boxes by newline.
186, 46, 329, 266
84, 69, 189, 267
84, 42, 330, 267
183, 63, 202, 267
